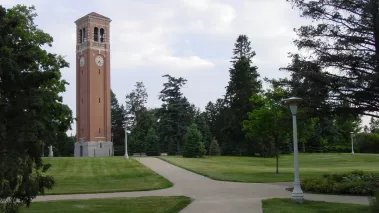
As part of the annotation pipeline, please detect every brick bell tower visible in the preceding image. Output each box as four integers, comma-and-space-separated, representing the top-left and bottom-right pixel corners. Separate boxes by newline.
74, 12, 113, 157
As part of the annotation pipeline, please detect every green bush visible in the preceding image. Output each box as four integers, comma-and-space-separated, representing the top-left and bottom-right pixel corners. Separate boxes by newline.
302, 170, 379, 196
208, 137, 221, 156
145, 128, 160, 156
183, 123, 205, 158
356, 133, 379, 153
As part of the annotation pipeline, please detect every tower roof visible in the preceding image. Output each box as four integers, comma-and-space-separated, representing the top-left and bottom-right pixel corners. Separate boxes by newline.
75, 12, 111, 24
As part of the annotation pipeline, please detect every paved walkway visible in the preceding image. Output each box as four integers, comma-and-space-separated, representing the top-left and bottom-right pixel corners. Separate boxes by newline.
34, 157, 372, 213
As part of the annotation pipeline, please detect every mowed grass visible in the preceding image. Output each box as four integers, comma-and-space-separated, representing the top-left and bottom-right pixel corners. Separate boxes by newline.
43, 157, 172, 195
160, 153, 379, 182
21, 196, 191, 213
262, 198, 369, 213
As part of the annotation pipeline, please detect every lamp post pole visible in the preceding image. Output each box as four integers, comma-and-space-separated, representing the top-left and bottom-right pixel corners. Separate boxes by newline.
124, 124, 129, 159
284, 97, 304, 204
350, 132, 355, 155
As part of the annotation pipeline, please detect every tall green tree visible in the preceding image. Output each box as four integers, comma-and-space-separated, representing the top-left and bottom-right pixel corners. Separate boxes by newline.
221, 34, 262, 155
0, 5, 73, 212
111, 90, 126, 154
158, 75, 193, 155
243, 87, 291, 174
284, 0, 379, 117
182, 123, 206, 158
125, 82, 149, 154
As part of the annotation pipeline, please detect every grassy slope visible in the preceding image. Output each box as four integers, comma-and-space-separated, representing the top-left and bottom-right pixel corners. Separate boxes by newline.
262, 198, 369, 213
160, 153, 379, 182
22, 196, 191, 213
43, 157, 172, 195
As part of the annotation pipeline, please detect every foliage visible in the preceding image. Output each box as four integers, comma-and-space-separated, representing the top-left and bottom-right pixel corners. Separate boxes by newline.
125, 82, 156, 154
145, 128, 160, 156
219, 34, 262, 156
111, 90, 126, 154
158, 75, 194, 155
0, 5, 73, 212
208, 137, 221, 156
283, 0, 379, 117
301, 170, 379, 196
356, 133, 379, 153
243, 86, 291, 173
182, 124, 206, 158
53, 133, 74, 157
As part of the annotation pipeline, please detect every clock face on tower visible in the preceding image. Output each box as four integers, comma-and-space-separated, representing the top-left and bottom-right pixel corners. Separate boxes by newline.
95, 55, 104, 66
79, 56, 85, 67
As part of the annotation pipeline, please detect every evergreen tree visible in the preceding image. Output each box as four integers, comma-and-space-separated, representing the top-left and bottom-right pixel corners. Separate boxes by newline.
158, 75, 193, 155
221, 34, 262, 155
182, 123, 206, 158
0, 5, 73, 212
284, 0, 379, 117
145, 128, 160, 156
208, 137, 221, 156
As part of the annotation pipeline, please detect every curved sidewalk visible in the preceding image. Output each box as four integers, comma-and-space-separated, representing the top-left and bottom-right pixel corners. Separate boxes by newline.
34, 157, 371, 213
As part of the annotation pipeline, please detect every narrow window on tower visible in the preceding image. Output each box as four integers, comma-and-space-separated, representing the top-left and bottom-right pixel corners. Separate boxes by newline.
81, 70, 83, 75
99, 98, 100, 103
83, 28, 86, 42
99, 128, 101, 133
100, 28, 105, 43
99, 69, 100, 74
94, 27, 99, 42
79, 29, 82, 43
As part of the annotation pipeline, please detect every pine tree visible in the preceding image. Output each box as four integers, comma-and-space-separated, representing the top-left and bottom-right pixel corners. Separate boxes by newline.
183, 124, 205, 158
284, 0, 379, 117
208, 137, 221, 156
158, 75, 193, 155
145, 128, 160, 156
221, 34, 262, 155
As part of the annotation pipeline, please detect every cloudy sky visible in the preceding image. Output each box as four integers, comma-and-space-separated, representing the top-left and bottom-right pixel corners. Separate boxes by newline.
3, 0, 326, 135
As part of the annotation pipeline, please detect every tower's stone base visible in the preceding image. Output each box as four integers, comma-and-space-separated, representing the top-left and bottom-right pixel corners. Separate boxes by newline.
74, 142, 114, 157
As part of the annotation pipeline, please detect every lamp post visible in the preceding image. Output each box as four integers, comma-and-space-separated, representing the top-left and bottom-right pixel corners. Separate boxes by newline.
124, 124, 129, 159
283, 97, 304, 204
350, 132, 355, 155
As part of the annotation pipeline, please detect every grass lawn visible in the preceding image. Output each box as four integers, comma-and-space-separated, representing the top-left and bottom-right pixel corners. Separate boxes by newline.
21, 196, 191, 213
43, 157, 172, 195
262, 198, 369, 213
159, 153, 379, 182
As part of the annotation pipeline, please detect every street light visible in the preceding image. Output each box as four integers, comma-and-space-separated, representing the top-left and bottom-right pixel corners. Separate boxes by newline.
350, 132, 355, 155
124, 124, 129, 159
283, 97, 304, 204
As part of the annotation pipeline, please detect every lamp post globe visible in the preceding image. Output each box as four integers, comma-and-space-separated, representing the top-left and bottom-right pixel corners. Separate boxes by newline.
283, 97, 304, 204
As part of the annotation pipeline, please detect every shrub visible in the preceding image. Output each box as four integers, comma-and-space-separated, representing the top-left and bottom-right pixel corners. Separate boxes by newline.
145, 128, 160, 156
183, 123, 205, 158
302, 170, 379, 196
208, 137, 221, 156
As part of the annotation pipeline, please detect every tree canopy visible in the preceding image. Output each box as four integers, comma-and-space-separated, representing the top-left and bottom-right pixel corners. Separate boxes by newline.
0, 5, 73, 212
